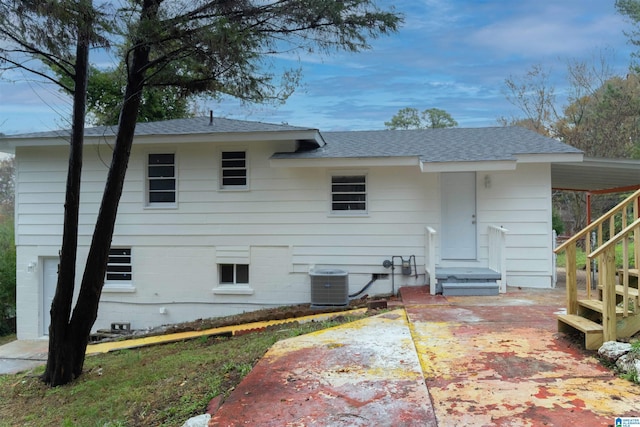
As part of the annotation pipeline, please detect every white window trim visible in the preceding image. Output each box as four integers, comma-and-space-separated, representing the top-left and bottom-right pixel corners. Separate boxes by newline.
103, 247, 136, 293
219, 148, 249, 191
212, 286, 254, 295
328, 170, 369, 216
103, 285, 137, 293
145, 151, 178, 208
213, 262, 253, 295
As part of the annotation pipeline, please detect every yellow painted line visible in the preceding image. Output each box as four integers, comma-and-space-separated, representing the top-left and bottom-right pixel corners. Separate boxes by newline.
86, 308, 368, 355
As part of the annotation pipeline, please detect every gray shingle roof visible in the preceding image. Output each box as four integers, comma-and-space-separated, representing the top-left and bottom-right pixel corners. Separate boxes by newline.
5, 116, 581, 164
273, 127, 581, 162
6, 116, 317, 139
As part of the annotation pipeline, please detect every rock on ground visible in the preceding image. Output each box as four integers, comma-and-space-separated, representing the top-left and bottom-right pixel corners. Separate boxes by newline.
598, 341, 632, 362
616, 352, 640, 377
181, 413, 211, 427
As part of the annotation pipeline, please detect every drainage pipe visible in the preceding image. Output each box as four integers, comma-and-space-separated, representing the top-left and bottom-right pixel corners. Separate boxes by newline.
349, 276, 379, 299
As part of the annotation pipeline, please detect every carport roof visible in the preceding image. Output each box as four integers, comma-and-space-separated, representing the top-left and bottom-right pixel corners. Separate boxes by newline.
552, 157, 640, 193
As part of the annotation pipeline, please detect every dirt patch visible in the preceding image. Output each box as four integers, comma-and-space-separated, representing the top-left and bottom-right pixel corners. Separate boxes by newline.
165, 296, 399, 332
95, 295, 401, 342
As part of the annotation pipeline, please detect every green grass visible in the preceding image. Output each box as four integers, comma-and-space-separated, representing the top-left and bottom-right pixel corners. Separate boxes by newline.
556, 241, 636, 270
0, 315, 366, 426
0, 334, 16, 346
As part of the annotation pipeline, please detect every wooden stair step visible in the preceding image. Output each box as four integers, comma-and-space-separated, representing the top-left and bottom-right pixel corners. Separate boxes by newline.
616, 269, 639, 286
557, 314, 603, 350
578, 299, 624, 315
613, 285, 639, 298
620, 269, 640, 277
598, 284, 640, 298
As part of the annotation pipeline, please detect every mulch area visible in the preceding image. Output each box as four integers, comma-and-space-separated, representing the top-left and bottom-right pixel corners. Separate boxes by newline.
104, 295, 403, 341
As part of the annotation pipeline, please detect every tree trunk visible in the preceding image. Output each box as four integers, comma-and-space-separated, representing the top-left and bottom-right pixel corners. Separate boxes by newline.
41, 5, 91, 386
43, 0, 159, 385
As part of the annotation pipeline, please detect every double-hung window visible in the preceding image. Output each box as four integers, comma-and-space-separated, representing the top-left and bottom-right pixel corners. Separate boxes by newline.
221, 151, 247, 188
148, 153, 176, 204
331, 175, 367, 213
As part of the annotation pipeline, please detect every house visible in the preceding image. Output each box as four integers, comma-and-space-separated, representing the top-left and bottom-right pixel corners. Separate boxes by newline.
0, 116, 586, 339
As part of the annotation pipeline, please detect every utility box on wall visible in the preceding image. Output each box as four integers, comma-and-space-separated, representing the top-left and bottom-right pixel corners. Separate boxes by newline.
309, 269, 349, 307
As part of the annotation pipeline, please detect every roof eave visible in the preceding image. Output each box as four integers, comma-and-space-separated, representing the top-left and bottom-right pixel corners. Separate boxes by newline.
420, 160, 517, 173
552, 156, 640, 192
0, 129, 323, 151
515, 152, 583, 163
270, 156, 421, 168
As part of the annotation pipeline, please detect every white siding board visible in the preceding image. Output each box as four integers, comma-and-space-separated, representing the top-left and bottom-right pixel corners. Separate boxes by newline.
293, 245, 423, 257
17, 192, 65, 204
502, 234, 551, 247
479, 197, 550, 211
17, 204, 64, 215
178, 189, 323, 204
17, 171, 67, 182
477, 164, 553, 288
481, 210, 549, 223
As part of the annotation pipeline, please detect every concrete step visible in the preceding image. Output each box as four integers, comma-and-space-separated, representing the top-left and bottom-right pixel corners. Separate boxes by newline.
557, 314, 603, 350
436, 267, 501, 281
442, 282, 499, 296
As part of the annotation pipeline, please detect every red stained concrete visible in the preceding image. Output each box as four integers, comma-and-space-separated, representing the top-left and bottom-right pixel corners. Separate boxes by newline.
209, 311, 436, 427
209, 285, 640, 426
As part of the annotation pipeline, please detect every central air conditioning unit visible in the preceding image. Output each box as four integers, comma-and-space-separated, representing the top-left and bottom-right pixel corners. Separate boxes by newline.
309, 269, 349, 307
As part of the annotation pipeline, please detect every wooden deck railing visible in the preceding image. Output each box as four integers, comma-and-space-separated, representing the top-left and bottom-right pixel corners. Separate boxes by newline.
554, 189, 640, 317
588, 217, 640, 341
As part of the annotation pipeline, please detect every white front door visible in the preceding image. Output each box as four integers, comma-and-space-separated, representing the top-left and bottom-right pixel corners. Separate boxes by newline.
42, 258, 58, 336
441, 172, 477, 260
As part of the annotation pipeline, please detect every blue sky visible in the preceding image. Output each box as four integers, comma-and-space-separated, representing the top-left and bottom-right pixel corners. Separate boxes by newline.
0, 0, 636, 134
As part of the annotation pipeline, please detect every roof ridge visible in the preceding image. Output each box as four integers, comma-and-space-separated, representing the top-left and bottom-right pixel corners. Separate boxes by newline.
2, 116, 319, 139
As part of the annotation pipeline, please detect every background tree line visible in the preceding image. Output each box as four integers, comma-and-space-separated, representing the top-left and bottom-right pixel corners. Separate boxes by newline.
0, 157, 15, 336
498, 1, 640, 235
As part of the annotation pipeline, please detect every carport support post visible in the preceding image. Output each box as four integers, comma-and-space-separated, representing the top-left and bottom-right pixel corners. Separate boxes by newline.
565, 242, 578, 315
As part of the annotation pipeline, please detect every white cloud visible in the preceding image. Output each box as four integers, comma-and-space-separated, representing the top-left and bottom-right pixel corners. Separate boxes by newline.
469, 12, 630, 58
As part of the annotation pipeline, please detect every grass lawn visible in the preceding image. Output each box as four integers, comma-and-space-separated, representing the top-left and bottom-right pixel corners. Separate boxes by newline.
0, 313, 368, 426
556, 241, 635, 270
0, 334, 16, 347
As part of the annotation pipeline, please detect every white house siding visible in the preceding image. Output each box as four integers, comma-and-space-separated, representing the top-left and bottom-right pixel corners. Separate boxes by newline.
14, 141, 554, 338
475, 163, 553, 288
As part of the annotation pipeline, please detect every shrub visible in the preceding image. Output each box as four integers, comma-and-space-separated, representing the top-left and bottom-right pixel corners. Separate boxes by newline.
0, 218, 16, 335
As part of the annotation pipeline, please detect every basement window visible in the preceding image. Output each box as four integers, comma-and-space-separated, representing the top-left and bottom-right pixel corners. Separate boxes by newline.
219, 264, 249, 284
103, 248, 136, 293
214, 263, 253, 295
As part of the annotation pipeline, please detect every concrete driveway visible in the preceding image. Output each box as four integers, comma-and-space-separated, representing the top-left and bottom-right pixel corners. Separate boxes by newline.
0, 338, 48, 375
210, 286, 640, 426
